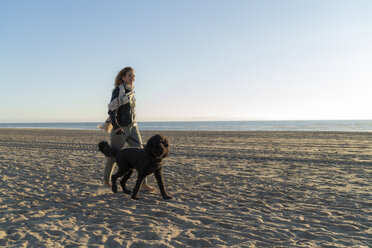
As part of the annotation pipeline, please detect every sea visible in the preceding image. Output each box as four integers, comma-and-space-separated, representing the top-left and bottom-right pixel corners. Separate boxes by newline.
0, 120, 371, 132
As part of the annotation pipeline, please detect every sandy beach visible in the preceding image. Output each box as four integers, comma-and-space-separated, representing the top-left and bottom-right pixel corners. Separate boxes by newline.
0, 128, 371, 247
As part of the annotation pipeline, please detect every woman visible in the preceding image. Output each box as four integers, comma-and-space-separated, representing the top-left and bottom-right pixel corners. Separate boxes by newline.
103, 67, 155, 192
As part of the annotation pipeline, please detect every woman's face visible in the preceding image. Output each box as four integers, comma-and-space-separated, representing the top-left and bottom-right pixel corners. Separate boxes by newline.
122, 70, 135, 86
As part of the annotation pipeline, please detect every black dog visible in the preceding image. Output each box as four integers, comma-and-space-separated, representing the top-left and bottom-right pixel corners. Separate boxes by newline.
98, 134, 171, 200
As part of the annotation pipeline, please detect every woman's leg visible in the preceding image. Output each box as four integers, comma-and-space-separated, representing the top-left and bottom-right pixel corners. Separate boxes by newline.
126, 126, 143, 148
103, 128, 127, 184
104, 157, 116, 185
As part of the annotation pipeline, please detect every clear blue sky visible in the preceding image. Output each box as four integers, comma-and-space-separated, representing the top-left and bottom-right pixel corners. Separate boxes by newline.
1, 0, 371, 122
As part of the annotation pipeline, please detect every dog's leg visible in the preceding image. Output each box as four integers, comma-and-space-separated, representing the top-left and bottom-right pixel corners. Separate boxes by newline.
131, 173, 146, 200
120, 169, 133, 194
154, 168, 172, 200
111, 164, 127, 193
111, 172, 119, 193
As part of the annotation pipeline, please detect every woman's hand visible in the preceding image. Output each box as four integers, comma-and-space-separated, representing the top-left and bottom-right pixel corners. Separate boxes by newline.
115, 127, 124, 135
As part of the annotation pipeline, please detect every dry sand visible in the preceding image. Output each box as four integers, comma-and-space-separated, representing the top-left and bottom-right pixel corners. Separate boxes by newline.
0, 128, 371, 247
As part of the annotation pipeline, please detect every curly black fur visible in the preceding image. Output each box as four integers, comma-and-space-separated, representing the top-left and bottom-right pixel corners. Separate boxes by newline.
98, 134, 171, 200
98, 141, 119, 157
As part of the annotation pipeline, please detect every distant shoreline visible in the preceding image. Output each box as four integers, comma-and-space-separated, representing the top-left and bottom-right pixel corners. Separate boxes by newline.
0, 120, 372, 132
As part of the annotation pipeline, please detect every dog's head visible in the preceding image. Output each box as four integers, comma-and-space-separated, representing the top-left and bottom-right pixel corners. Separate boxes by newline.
145, 134, 170, 160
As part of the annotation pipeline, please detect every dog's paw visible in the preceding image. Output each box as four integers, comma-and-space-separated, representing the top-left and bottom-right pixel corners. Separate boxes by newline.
112, 184, 118, 193
162, 195, 172, 200
131, 196, 140, 200
123, 189, 132, 195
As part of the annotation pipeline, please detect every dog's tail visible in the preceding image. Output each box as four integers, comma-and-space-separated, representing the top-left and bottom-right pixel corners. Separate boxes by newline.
98, 141, 119, 157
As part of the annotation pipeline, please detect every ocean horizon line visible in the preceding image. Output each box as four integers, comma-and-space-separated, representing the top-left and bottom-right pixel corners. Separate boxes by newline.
1, 119, 372, 124
0, 120, 372, 132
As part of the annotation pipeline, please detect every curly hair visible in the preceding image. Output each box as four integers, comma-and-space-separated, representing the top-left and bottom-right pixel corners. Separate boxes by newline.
114, 67, 134, 88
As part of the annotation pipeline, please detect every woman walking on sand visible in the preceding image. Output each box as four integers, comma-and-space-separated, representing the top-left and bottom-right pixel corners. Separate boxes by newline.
102, 67, 155, 192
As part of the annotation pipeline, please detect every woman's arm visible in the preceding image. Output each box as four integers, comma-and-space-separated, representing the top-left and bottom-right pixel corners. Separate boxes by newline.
107, 87, 120, 130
